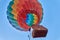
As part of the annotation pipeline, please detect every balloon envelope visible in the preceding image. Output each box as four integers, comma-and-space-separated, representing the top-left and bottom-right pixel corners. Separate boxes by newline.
7, 0, 43, 31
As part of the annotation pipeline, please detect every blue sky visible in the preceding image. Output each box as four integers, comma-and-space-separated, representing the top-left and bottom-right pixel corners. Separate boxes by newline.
0, 0, 60, 40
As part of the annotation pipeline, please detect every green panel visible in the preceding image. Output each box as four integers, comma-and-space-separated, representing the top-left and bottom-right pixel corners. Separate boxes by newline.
7, 11, 14, 19
7, 13, 14, 17
7, 16, 18, 26
7, 6, 13, 12
9, 0, 14, 6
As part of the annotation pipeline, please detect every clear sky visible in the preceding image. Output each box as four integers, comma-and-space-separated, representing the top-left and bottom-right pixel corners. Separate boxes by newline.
0, 0, 60, 40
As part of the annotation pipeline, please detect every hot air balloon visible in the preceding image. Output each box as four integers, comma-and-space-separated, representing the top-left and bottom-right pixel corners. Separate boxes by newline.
7, 0, 48, 39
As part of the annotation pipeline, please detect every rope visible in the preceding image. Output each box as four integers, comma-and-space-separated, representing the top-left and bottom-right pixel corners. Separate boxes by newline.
28, 28, 31, 40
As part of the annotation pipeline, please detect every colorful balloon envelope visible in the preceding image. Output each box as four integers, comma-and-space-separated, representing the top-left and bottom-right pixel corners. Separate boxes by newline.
7, 0, 43, 31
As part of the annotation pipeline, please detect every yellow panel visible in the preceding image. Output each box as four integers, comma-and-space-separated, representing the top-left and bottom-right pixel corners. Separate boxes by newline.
12, 3, 23, 13
14, 0, 19, 4
33, 20, 37, 24
12, 10, 18, 20
33, 14, 36, 17
34, 16, 38, 20
33, 14, 38, 24
33, 14, 38, 20
13, 16, 17, 20
12, 10, 17, 16
12, 4, 17, 10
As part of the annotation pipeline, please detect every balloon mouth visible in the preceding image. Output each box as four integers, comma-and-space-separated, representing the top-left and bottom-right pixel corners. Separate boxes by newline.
17, 9, 42, 31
